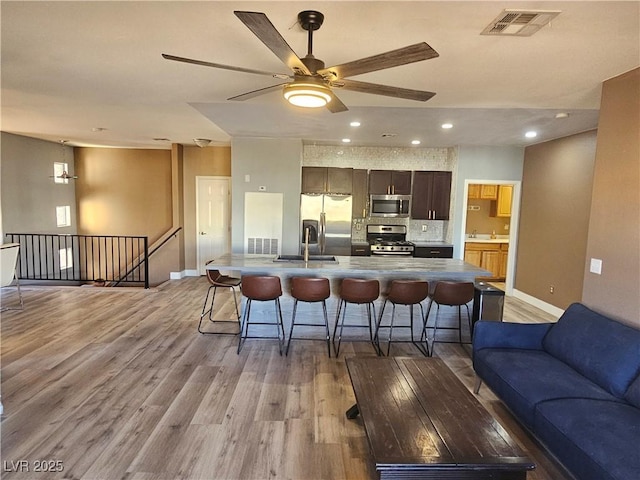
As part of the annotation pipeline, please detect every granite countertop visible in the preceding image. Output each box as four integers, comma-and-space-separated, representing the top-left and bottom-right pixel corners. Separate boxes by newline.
210, 253, 489, 279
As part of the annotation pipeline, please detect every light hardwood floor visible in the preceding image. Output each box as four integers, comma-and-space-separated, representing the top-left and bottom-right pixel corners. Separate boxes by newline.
1, 278, 568, 480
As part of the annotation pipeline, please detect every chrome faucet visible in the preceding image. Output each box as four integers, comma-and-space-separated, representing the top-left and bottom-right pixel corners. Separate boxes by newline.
470, 229, 477, 238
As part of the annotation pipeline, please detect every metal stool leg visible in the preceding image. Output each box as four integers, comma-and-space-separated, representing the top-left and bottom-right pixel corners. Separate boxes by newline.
237, 298, 252, 354
275, 297, 285, 355
322, 300, 331, 357
285, 299, 299, 356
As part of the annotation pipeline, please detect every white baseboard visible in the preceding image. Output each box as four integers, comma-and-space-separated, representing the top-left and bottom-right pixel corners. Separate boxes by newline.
513, 289, 564, 319
170, 269, 200, 280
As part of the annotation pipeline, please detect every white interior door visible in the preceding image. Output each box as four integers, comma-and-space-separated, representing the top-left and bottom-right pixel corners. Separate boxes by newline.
197, 176, 231, 275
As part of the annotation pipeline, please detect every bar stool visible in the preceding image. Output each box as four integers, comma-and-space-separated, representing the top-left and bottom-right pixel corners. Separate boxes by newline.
422, 281, 475, 355
237, 275, 285, 355
375, 280, 430, 356
286, 277, 331, 357
332, 278, 381, 357
198, 261, 241, 335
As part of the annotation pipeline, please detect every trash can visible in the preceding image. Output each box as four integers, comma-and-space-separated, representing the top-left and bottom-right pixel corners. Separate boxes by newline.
472, 282, 505, 329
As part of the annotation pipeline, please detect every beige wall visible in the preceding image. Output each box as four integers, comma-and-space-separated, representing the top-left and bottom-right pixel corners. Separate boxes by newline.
516, 130, 597, 309
182, 145, 231, 270
75, 148, 176, 286
75, 148, 172, 241
1, 133, 77, 235
582, 68, 640, 326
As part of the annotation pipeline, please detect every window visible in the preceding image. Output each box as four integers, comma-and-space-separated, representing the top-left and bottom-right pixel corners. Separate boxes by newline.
56, 205, 71, 227
53, 162, 69, 184
59, 247, 73, 270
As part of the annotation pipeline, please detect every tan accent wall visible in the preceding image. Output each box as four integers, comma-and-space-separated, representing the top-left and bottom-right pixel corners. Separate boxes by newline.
182, 146, 231, 270
75, 148, 174, 285
582, 68, 640, 326
75, 148, 172, 240
516, 130, 597, 309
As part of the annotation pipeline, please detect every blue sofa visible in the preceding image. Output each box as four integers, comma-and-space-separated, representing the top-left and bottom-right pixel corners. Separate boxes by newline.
473, 303, 640, 480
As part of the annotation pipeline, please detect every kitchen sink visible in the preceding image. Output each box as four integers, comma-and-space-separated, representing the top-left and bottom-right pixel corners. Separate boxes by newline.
273, 255, 338, 263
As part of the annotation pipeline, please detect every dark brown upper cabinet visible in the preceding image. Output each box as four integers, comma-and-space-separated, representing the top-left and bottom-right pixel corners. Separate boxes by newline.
301, 167, 353, 194
411, 171, 452, 220
351, 169, 368, 218
368, 170, 412, 195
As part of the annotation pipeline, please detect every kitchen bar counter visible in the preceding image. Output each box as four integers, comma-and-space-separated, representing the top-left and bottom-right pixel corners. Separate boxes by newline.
209, 254, 489, 342
211, 254, 486, 280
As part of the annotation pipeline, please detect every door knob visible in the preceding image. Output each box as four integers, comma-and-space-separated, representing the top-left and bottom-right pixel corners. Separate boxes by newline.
199, 232, 207, 235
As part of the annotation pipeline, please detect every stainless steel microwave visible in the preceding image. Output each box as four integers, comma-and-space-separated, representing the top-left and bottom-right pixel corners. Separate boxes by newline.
370, 194, 411, 217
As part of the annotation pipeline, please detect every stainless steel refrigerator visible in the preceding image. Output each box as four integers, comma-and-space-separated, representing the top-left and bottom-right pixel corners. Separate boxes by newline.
300, 194, 352, 256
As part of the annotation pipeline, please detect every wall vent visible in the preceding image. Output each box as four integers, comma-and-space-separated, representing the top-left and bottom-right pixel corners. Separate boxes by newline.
247, 238, 279, 255
481, 9, 561, 37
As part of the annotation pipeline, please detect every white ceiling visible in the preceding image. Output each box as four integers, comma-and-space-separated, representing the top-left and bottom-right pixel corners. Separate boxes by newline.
2, 1, 638, 149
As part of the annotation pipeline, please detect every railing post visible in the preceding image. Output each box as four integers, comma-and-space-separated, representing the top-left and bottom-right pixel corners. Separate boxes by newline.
144, 236, 149, 289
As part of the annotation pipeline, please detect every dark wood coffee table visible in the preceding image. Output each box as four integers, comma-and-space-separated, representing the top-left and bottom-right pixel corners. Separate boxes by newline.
346, 357, 535, 479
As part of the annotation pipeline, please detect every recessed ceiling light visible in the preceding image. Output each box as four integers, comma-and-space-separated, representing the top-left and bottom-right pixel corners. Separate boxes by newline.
555, 112, 570, 119
342, 138, 351, 143
441, 123, 453, 129
411, 140, 421, 145
525, 131, 538, 138
350, 121, 361, 127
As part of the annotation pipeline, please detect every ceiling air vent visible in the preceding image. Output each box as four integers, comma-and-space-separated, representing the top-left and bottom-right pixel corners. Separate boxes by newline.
481, 9, 561, 37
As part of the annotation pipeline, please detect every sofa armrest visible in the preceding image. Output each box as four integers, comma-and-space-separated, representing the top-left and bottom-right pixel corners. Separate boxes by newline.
473, 321, 553, 354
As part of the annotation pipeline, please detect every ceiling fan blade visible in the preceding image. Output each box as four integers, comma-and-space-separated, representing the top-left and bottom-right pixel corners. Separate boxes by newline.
319, 42, 439, 80
335, 79, 435, 102
162, 53, 291, 79
227, 83, 289, 101
234, 11, 311, 76
326, 92, 349, 113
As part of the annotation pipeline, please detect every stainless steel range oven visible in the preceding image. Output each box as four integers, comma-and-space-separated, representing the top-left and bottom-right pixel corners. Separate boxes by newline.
366, 225, 415, 256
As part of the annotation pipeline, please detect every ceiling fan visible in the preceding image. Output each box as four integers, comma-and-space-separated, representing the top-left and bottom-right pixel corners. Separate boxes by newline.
162, 10, 439, 113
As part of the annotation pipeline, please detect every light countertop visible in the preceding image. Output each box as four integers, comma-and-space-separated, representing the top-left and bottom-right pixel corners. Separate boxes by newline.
210, 253, 489, 280
465, 238, 509, 244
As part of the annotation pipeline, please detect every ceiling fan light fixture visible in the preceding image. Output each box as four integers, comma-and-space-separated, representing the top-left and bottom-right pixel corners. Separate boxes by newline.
283, 83, 332, 108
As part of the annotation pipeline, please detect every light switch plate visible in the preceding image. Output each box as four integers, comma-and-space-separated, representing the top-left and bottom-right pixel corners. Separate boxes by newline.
590, 258, 602, 275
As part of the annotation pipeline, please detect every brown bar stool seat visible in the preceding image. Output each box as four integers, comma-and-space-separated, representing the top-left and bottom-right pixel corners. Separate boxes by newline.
332, 278, 381, 357
421, 281, 475, 355
375, 280, 430, 356
286, 277, 331, 356
237, 275, 285, 355
198, 260, 241, 335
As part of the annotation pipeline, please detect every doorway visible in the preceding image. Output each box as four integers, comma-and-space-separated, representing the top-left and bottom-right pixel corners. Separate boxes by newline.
460, 181, 521, 295
196, 176, 231, 275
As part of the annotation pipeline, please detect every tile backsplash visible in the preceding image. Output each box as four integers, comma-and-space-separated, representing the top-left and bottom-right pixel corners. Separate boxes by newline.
352, 218, 447, 243
304, 145, 455, 171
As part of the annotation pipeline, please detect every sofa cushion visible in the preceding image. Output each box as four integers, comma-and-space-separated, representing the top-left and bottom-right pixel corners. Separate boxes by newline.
474, 348, 621, 428
624, 374, 640, 408
535, 398, 640, 480
542, 303, 640, 397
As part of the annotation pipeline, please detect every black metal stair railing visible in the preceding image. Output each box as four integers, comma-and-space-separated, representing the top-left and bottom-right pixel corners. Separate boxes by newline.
113, 227, 182, 287
5, 233, 150, 288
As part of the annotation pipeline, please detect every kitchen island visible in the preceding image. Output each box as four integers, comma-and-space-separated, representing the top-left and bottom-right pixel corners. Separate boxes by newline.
208, 254, 489, 342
